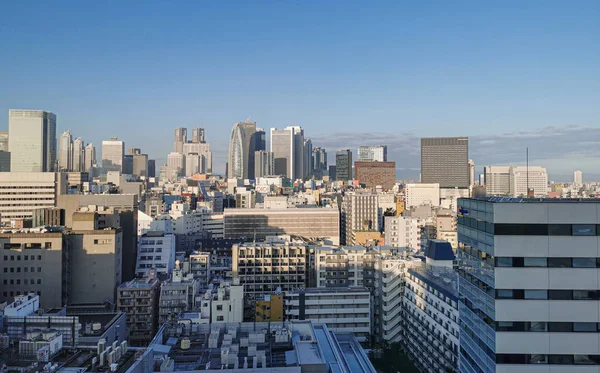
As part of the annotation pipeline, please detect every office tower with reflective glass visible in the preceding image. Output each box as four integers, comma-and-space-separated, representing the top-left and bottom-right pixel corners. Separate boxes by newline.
457, 197, 600, 372
421, 137, 468, 188
8, 110, 57, 172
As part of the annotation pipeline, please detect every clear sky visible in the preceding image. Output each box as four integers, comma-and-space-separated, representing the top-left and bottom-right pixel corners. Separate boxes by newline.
1, 1, 598, 180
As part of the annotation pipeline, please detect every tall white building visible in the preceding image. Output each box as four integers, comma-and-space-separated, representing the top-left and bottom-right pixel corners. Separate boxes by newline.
72, 138, 84, 172
185, 153, 201, 176
101, 138, 124, 173
405, 183, 440, 208
484, 166, 511, 196
58, 130, 73, 171
574, 170, 583, 186
468, 159, 475, 186
458, 197, 600, 373
166, 152, 185, 181
174, 127, 187, 153
358, 145, 387, 162
84, 143, 96, 174
183, 142, 212, 174
270, 127, 294, 179
509, 166, 548, 197
8, 110, 57, 172
384, 216, 420, 250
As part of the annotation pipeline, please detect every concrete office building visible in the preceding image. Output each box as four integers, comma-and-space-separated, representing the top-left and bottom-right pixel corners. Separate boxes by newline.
0, 151, 10, 172
136, 231, 176, 277
84, 143, 96, 175
185, 153, 201, 176
133, 153, 148, 178
0, 172, 67, 223
8, 109, 57, 172
228, 120, 257, 179
303, 138, 313, 179
457, 197, 600, 373
510, 166, 548, 198
285, 287, 371, 342
72, 137, 84, 172
192, 127, 205, 143
290, 126, 305, 180
469, 159, 476, 186
354, 161, 396, 190
205, 283, 244, 323
405, 183, 441, 208
574, 170, 583, 186
59, 130, 73, 172
117, 276, 160, 346
312, 147, 327, 173
174, 127, 187, 153
402, 240, 459, 373
254, 150, 274, 178
0, 130, 8, 151
101, 137, 124, 173
421, 137, 469, 188
484, 166, 512, 196
358, 145, 387, 162
223, 208, 340, 245
0, 230, 66, 308
232, 239, 307, 299
166, 152, 185, 181
183, 142, 212, 173
384, 216, 420, 250
341, 192, 379, 246
336, 149, 353, 181
270, 127, 294, 179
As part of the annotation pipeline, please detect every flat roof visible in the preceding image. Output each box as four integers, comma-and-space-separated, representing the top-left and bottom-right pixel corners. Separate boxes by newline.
408, 263, 458, 301
463, 197, 600, 204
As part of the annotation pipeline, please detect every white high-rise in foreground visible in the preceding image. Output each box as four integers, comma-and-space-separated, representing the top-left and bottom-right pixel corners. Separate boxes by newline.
8, 110, 57, 172
458, 197, 600, 373
72, 137, 84, 172
574, 170, 583, 186
405, 183, 440, 208
101, 137, 124, 173
58, 130, 73, 171
358, 145, 387, 162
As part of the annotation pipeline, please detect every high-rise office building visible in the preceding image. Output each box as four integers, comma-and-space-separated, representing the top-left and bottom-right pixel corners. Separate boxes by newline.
166, 152, 185, 181
58, 130, 73, 171
148, 160, 156, 178
72, 137, 84, 172
303, 138, 313, 179
133, 153, 149, 178
174, 127, 187, 153
84, 143, 96, 174
469, 159, 475, 186
101, 137, 125, 174
335, 149, 352, 181
312, 147, 327, 172
458, 198, 600, 372
255, 128, 266, 152
8, 110, 57, 172
191, 128, 205, 143
255, 150, 274, 178
509, 166, 548, 197
227, 120, 257, 179
128, 148, 141, 155
0, 131, 8, 152
574, 170, 583, 186
289, 126, 305, 181
358, 145, 387, 162
484, 166, 511, 196
421, 137, 469, 188
270, 127, 294, 179
185, 153, 201, 176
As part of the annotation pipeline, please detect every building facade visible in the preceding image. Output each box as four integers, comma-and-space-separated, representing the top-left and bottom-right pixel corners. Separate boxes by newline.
421, 137, 469, 189
8, 110, 57, 172
357, 145, 387, 162
354, 161, 396, 190
335, 149, 353, 181
228, 121, 257, 179
101, 138, 125, 174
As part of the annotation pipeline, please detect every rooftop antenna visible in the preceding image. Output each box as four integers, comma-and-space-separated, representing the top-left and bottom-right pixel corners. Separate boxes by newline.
526, 147, 529, 196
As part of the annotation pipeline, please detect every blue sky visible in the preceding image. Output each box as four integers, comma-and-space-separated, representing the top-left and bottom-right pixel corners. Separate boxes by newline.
0, 1, 598, 180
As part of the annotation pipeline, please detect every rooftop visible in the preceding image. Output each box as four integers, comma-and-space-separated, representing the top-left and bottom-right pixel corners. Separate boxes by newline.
408, 263, 458, 302
119, 277, 159, 289
464, 197, 600, 203
291, 287, 370, 295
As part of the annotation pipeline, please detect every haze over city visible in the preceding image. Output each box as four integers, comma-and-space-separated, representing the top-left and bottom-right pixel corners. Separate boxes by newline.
0, 1, 598, 180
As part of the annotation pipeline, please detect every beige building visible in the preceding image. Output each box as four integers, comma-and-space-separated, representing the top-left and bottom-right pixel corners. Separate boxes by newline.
0, 230, 66, 308
0, 172, 67, 224
223, 208, 339, 245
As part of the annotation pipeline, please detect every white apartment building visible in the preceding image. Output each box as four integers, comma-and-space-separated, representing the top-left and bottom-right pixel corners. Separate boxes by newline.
402, 240, 459, 373
384, 216, 420, 250
0, 172, 67, 223
458, 198, 600, 373
405, 183, 440, 209
136, 231, 176, 277
209, 283, 243, 323
285, 287, 371, 342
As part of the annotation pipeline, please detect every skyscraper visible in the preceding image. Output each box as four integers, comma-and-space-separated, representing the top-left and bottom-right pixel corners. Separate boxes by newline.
8, 109, 57, 172
289, 126, 305, 181
420, 137, 469, 188
84, 143, 96, 174
72, 137, 84, 172
0, 131, 8, 152
303, 138, 313, 179
255, 150, 274, 178
102, 137, 125, 174
167, 152, 185, 181
312, 147, 327, 171
357, 145, 387, 162
270, 127, 294, 179
468, 159, 475, 186
174, 127, 187, 153
185, 153, 201, 176
191, 128, 205, 143
133, 153, 149, 178
148, 160, 156, 178
227, 120, 257, 179
58, 130, 73, 171
335, 149, 352, 181
574, 170, 583, 186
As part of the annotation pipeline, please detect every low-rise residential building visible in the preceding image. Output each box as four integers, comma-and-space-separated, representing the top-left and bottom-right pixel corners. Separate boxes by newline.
255, 293, 284, 322
158, 262, 199, 323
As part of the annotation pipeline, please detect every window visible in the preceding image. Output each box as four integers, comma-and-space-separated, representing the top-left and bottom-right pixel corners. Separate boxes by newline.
548, 224, 570, 236
572, 258, 596, 268
524, 290, 547, 300
573, 290, 596, 300
548, 290, 572, 300
573, 323, 597, 332
496, 258, 513, 267
524, 257, 547, 267
549, 355, 574, 365
496, 290, 514, 299
574, 355, 598, 365
529, 322, 547, 332
216, 316, 224, 321
530, 355, 547, 364
216, 305, 223, 311
548, 323, 572, 332
37, 279, 41, 284
573, 225, 596, 236
548, 258, 571, 268
494, 224, 548, 235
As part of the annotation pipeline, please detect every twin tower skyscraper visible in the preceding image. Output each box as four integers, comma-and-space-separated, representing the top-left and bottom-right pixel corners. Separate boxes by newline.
227, 120, 312, 181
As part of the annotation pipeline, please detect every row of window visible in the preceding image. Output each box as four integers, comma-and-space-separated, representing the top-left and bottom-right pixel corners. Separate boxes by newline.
3, 290, 41, 297
460, 216, 600, 236
3, 243, 52, 250
3, 278, 42, 285
497, 354, 600, 365
496, 257, 600, 268
3, 255, 43, 261
496, 289, 598, 301
497, 321, 600, 333
3, 267, 43, 273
